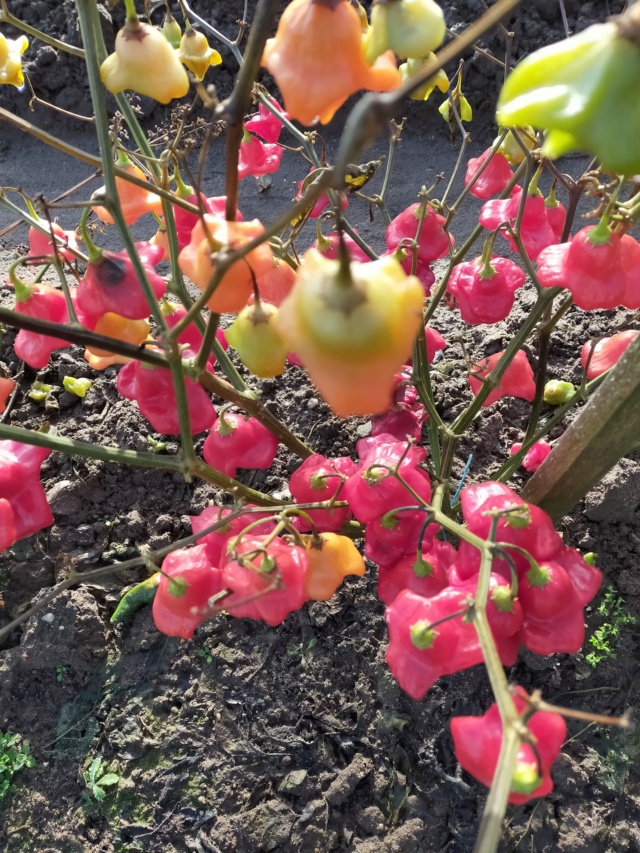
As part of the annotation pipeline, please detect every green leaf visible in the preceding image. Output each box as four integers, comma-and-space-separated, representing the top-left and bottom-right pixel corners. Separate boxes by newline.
98, 773, 120, 787
92, 784, 106, 801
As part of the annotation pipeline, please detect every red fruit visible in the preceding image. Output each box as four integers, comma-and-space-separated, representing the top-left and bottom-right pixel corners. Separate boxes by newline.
385, 577, 519, 700
77, 242, 166, 324
468, 349, 535, 407
190, 505, 275, 565
510, 439, 552, 472
364, 509, 435, 567
457, 481, 563, 580
202, 412, 279, 478
447, 255, 525, 325
238, 130, 284, 180
116, 358, 215, 435
288, 454, 356, 533
536, 224, 627, 310
28, 220, 79, 262
451, 687, 567, 804
343, 435, 432, 525
581, 330, 639, 379
377, 544, 450, 605
222, 535, 309, 625
245, 97, 288, 143
386, 202, 453, 264
518, 560, 575, 621
13, 283, 71, 369
464, 147, 513, 200
314, 231, 372, 264
0, 441, 53, 545
152, 545, 223, 640
480, 189, 558, 260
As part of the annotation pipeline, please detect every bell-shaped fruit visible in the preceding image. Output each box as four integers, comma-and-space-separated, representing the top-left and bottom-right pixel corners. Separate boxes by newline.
261, 0, 401, 126
364, 0, 445, 64
0, 33, 28, 88
496, 9, 640, 174
277, 249, 424, 417
100, 16, 190, 104
178, 215, 273, 313
399, 54, 449, 101
225, 302, 288, 378
178, 27, 222, 81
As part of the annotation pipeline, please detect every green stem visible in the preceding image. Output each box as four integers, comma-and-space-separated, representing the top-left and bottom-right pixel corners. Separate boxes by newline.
0, 0, 85, 57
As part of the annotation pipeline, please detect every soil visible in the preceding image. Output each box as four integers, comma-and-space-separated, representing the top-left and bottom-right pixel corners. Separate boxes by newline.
1, 2, 640, 853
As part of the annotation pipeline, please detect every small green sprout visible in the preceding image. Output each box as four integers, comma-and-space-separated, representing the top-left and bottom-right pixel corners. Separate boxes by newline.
83, 757, 120, 802
586, 585, 636, 668
0, 731, 35, 800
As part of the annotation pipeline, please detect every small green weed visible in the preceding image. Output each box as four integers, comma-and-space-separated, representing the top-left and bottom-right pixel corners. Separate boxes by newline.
288, 637, 317, 668
586, 585, 636, 668
196, 645, 214, 664
83, 757, 120, 802
56, 665, 69, 682
0, 731, 35, 800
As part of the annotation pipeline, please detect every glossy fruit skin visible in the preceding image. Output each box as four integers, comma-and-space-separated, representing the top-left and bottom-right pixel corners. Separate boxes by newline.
464, 148, 513, 200
364, 509, 435, 567
303, 533, 365, 601
253, 258, 297, 307
190, 505, 275, 565
202, 413, 279, 478
0, 441, 53, 545
399, 54, 449, 102
152, 545, 223, 640
261, 0, 401, 126
496, 19, 640, 175
386, 203, 452, 264
163, 305, 224, 371
365, 0, 446, 62
468, 350, 536, 408
171, 193, 241, 253
100, 19, 189, 103
245, 97, 288, 143
343, 434, 432, 525
447, 256, 525, 325
177, 28, 222, 81
277, 250, 424, 416
289, 454, 356, 533
81, 312, 150, 371
92, 162, 164, 226
28, 220, 79, 262
0, 32, 29, 88
315, 232, 371, 264
222, 535, 309, 625
225, 303, 288, 378
13, 284, 71, 369
479, 189, 557, 261
0, 378, 15, 415
77, 242, 166, 324
178, 215, 273, 314
377, 543, 451, 605
451, 687, 567, 805
370, 369, 427, 444
385, 576, 521, 700
238, 133, 284, 180
510, 439, 551, 472
581, 330, 639, 380
536, 226, 628, 311
116, 358, 216, 436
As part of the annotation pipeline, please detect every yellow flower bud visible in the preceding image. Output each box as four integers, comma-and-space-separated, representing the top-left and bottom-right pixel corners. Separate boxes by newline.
0, 33, 29, 89
100, 18, 189, 104
178, 28, 222, 82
